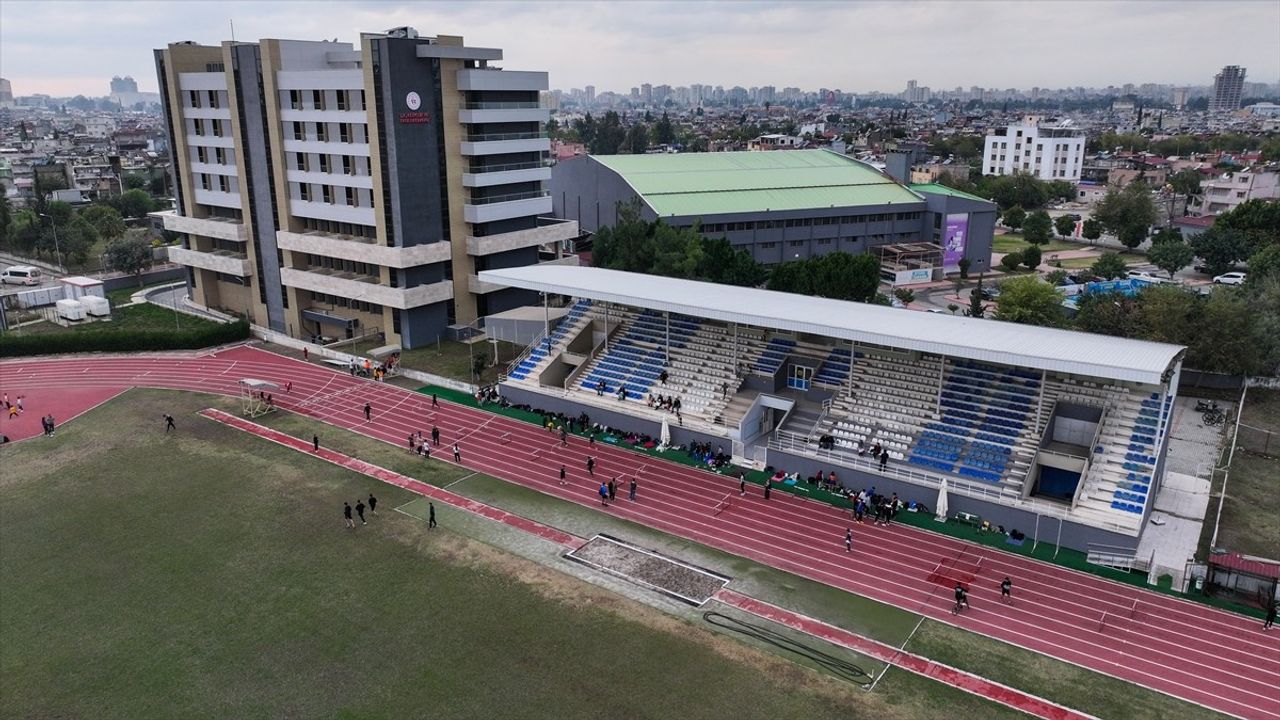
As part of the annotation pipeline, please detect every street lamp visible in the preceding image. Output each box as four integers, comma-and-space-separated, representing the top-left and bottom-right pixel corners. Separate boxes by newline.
37, 213, 67, 274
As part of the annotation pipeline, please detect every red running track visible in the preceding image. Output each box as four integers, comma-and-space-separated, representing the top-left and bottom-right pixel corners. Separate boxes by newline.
2, 346, 1277, 719
203, 406, 1097, 720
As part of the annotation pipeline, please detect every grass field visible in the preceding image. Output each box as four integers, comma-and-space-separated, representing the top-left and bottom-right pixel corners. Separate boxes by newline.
5, 301, 222, 336
1213, 388, 1280, 559
346, 337, 522, 384
2, 389, 1038, 720
991, 233, 1079, 254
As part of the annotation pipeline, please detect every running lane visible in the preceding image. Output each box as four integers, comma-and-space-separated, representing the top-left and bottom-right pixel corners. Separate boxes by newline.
2, 346, 1277, 719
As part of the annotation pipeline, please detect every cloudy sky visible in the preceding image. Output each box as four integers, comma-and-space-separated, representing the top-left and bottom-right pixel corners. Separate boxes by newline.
2, 0, 1277, 97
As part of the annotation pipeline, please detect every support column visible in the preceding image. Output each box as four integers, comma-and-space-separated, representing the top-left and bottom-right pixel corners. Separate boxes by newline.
936, 354, 946, 416
543, 293, 550, 353
1035, 369, 1047, 431
732, 323, 739, 374
604, 302, 610, 352
665, 311, 671, 364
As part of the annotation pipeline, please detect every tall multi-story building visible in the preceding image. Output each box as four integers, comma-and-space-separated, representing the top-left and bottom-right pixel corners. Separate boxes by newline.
152, 28, 577, 348
1210, 65, 1246, 112
982, 116, 1085, 181
110, 75, 139, 94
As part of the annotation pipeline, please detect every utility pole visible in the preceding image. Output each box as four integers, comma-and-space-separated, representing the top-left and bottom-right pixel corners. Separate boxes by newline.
37, 213, 67, 274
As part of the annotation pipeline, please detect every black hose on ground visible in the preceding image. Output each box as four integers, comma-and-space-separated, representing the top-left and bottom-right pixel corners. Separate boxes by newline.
702, 611, 875, 686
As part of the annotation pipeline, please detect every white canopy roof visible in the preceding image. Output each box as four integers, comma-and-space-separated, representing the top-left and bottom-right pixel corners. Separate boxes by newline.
478, 265, 1184, 385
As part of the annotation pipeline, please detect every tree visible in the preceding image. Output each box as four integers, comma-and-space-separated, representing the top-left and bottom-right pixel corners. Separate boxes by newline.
1149, 227, 1183, 246
983, 173, 1051, 210
1090, 251, 1128, 280
1189, 288, 1265, 375
0, 195, 10, 249
60, 216, 99, 266
8, 209, 41, 254
122, 174, 147, 190
893, 287, 916, 305
115, 189, 157, 218
1190, 225, 1249, 277
1001, 206, 1026, 231
1053, 214, 1076, 238
1214, 198, 1280, 252
1081, 217, 1103, 241
624, 123, 649, 154
957, 257, 971, 279
1075, 292, 1141, 338
104, 235, 155, 286
148, 175, 167, 196
964, 279, 986, 318
1093, 184, 1155, 251
1022, 210, 1052, 245
994, 275, 1066, 328
1046, 180, 1076, 204
766, 260, 813, 295
1147, 239, 1194, 279
1167, 168, 1203, 198
1046, 269, 1069, 286
1021, 244, 1042, 270
947, 303, 959, 314
81, 204, 126, 241
588, 111, 625, 155
1246, 244, 1280, 285
652, 111, 676, 146
45, 200, 74, 227
808, 252, 880, 302
999, 251, 1023, 272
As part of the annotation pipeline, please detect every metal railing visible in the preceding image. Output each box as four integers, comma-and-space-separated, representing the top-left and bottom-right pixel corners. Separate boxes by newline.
464, 101, 545, 110
466, 160, 551, 174
504, 326, 551, 378
464, 130, 547, 142
467, 189, 551, 206
768, 428, 1136, 535
1086, 543, 1140, 571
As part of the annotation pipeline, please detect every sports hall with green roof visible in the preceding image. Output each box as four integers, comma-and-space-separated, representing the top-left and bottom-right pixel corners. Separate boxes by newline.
549, 149, 998, 273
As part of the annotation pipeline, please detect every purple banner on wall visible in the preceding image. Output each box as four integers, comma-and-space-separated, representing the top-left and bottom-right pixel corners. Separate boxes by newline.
943, 213, 969, 271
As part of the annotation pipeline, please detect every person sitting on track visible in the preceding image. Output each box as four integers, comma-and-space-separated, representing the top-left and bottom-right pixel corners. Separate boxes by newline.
954, 583, 970, 612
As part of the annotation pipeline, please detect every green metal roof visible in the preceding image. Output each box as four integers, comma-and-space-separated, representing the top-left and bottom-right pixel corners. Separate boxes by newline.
909, 182, 990, 203
592, 150, 925, 216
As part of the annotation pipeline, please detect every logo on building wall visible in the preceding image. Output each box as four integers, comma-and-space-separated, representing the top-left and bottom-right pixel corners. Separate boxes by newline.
399, 91, 430, 124
405, 91, 421, 110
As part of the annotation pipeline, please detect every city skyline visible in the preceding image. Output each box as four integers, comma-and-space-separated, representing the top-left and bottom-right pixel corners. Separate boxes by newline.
1, 0, 1279, 99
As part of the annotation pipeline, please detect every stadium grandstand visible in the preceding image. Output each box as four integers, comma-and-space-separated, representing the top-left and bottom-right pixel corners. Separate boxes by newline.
481, 265, 1185, 552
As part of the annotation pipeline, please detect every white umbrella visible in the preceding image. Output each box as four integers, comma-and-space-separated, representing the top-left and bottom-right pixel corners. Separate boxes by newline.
935, 479, 949, 523
659, 416, 671, 449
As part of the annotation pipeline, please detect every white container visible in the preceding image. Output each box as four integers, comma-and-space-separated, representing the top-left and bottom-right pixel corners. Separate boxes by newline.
60, 275, 105, 300
82, 295, 111, 317
55, 298, 86, 321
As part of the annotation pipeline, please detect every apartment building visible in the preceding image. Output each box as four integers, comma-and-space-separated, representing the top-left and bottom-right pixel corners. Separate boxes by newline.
152, 28, 578, 348
982, 116, 1085, 181
1193, 169, 1279, 216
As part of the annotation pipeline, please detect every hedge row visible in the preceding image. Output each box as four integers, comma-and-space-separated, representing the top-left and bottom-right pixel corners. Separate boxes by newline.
0, 320, 251, 357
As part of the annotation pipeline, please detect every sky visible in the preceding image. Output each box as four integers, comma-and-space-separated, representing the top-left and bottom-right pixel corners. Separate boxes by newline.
2, 0, 1278, 98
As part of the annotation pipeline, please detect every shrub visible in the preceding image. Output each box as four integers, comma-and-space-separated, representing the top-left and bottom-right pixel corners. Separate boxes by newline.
1022, 245, 1043, 270
999, 251, 1023, 272
0, 321, 250, 357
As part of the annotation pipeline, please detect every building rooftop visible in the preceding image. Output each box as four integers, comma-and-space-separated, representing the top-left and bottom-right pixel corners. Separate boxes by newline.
591, 149, 924, 216
908, 182, 989, 203
479, 265, 1185, 385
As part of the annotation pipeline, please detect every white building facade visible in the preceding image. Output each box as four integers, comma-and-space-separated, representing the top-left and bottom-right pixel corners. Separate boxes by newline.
982, 117, 1085, 182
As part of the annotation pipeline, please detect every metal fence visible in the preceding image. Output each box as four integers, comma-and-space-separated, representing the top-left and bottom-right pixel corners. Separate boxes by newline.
1237, 423, 1277, 457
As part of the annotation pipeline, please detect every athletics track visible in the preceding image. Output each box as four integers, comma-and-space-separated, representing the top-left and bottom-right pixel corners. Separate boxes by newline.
1, 344, 1276, 719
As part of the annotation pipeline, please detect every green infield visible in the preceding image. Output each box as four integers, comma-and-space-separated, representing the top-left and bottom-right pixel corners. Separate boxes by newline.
1, 388, 1026, 720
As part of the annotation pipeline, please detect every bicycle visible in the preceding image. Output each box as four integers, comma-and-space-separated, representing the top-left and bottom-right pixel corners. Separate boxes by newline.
1202, 409, 1226, 427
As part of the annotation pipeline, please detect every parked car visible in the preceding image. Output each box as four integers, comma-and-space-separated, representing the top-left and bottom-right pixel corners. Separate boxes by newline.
1213, 271, 1247, 285
977, 286, 1001, 300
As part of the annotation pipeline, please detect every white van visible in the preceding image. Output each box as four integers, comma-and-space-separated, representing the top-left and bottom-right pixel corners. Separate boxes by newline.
1, 266, 43, 286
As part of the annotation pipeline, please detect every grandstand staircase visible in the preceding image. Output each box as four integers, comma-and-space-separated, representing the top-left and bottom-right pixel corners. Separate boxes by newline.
505, 299, 596, 384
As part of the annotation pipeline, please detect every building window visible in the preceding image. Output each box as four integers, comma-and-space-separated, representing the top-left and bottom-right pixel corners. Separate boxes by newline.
352, 90, 365, 111
759, 242, 777, 249
298, 183, 311, 201
218, 175, 230, 193
322, 185, 334, 204
292, 121, 303, 140
318, 155, 330, 173
312, 90, 325, 110
188, 90, 200, 108
339, 123, 350, 143
196, 147, 208, 163
345, 186, 357, 206
789, 240, 805, 247
342, 155, 353, 175
816, 238, 832, 245
316, 123, 329, 142
336, 90, 348, 111
290, 90, 302, 110
209, 91, 221, 109
297, 153, 309, 172
200, 174, 211, 190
